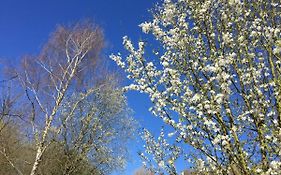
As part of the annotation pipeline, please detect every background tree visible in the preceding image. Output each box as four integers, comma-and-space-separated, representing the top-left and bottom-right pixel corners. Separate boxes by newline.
112, 0, 281, 174
0, 21, 136, 175
19, 21, 105, 175
0, 79, 34, 175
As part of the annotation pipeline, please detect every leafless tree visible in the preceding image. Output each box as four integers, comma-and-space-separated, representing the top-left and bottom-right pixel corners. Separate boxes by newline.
18, 21, 104, 175
0, 79, 34, 175
13, 21, 135, 175
0, 20, 136, 175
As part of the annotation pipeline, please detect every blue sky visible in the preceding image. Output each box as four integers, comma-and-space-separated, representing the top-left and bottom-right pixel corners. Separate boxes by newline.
0, 0, 165, 174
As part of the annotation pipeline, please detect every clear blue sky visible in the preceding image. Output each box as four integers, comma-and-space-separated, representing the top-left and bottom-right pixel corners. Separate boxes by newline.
0, 0, 164, 174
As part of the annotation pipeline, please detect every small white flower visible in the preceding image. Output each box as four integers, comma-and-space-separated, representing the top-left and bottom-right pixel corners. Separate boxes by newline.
162, 61, 169, 67
139, 22, 152, 33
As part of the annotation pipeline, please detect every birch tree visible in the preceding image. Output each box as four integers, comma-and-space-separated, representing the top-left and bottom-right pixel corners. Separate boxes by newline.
21, 22, 103, 175
15, 21, 134, 175
111, 0, 281, 174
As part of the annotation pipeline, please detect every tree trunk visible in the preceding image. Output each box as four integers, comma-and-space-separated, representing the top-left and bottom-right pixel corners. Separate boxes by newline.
30, 146, 43, 175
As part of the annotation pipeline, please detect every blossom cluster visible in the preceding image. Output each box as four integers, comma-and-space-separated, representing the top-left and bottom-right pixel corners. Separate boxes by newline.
112, 0, 281, 174
139, 128, 181, 175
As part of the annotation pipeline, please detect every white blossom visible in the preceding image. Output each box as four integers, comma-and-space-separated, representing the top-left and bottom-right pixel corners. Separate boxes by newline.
112, 0, 281, 174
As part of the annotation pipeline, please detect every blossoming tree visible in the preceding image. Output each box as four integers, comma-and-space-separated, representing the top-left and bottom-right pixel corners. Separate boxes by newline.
111, 0, 281, 174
